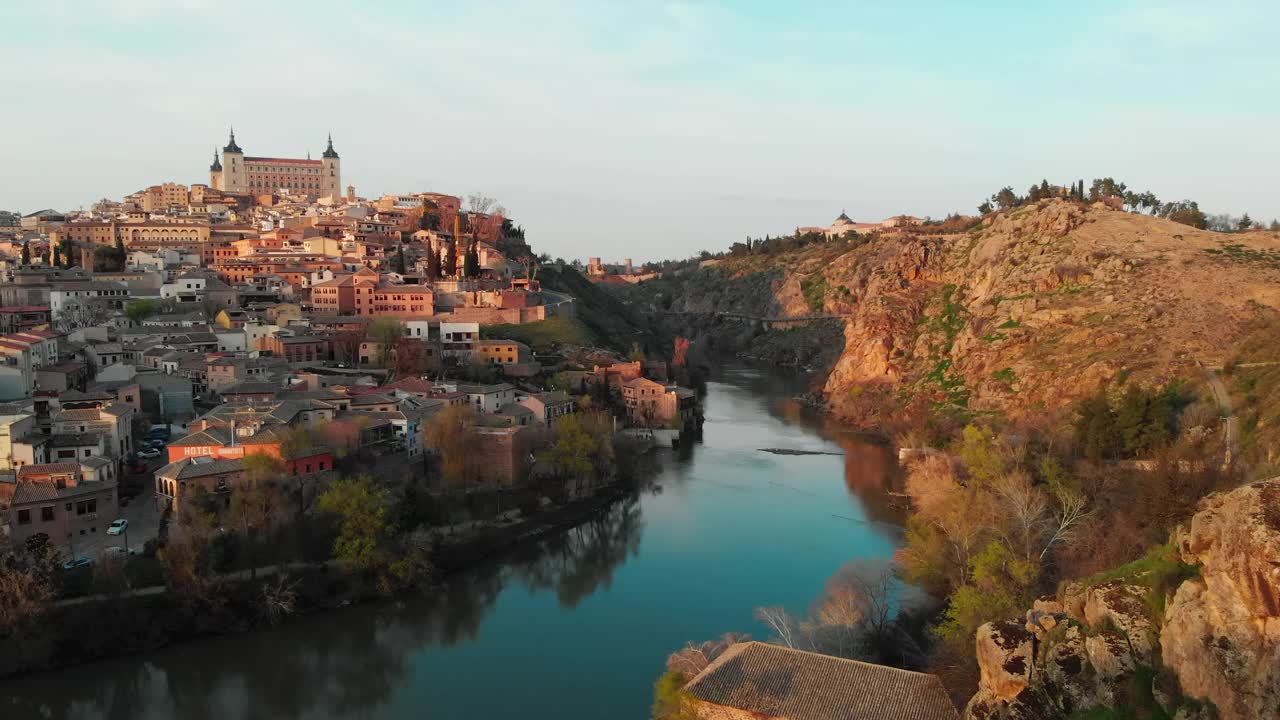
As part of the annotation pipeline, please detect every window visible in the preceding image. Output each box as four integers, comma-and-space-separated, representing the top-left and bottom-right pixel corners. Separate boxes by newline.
17, 509, 31, 525
41, 506, 54, 521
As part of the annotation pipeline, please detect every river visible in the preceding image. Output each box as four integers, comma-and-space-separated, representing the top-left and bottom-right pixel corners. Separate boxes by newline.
3, 366, 905, 720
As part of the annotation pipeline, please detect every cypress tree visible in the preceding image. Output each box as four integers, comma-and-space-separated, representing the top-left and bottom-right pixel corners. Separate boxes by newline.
21, 241, 30, 265
444, 241, 457, 277
426, 246, 441, 279
463, 240, 480, 278
114, 235, 127, 269
395, 242, 407, 274
51, 246, 61, 268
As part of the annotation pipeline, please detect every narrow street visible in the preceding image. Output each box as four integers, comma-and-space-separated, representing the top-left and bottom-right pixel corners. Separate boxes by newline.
64, 458, 164, 562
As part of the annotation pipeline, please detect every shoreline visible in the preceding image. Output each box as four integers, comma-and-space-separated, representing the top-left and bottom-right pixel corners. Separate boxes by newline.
0, 482, 638, 682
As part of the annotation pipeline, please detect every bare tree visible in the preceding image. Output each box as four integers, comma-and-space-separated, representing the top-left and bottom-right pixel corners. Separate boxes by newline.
754, 606, 800, 648
993, 470, 1050, 563
1040, 484, 1090, 561
56, 298, 113, 332
825, 558, 897, 639
261, 573, 300, 626
665, 633, 750, 677
0, 538, 54, 632
466, 193, 497, 215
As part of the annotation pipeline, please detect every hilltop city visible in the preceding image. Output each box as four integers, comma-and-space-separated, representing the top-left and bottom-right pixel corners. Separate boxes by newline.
0, 129, 700, 567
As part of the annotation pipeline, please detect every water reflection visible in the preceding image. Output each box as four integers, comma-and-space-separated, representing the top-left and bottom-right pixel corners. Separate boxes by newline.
3, 368, 902, 720
508, 497, 644, 608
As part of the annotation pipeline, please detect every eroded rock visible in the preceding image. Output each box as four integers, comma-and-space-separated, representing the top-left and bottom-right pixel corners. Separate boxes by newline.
1084, 580, 1157, 659
1161, 479, 1280, 720
975, 620, 1036, 701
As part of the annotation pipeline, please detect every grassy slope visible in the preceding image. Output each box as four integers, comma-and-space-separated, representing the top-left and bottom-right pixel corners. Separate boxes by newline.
536, 265, 658, 353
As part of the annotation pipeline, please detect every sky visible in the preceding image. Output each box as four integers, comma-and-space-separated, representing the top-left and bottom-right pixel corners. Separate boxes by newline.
2, 0, 1278, 262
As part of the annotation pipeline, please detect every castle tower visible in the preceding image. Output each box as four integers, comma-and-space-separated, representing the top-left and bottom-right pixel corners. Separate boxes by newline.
209, 147, 223, 188
346, 185, 356, 202
321, 133, 341, 199
220, 127, 246, 192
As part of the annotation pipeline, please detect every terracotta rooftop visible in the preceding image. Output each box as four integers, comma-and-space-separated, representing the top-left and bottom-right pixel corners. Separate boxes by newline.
683, 642, 958, 720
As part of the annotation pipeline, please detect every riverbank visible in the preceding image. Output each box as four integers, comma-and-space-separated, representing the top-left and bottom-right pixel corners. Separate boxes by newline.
3, 372, 904, 720
0, 480, 644, 681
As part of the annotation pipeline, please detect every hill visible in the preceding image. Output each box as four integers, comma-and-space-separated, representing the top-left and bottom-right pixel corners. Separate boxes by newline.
618, 200, 1280, 436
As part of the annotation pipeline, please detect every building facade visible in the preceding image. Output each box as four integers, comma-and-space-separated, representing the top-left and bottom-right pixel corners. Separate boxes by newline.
210, 129, 341, 198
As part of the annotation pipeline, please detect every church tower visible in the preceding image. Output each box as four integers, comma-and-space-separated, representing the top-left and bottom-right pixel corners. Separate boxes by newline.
219, 127, 246, 192
321, 133, 341, 199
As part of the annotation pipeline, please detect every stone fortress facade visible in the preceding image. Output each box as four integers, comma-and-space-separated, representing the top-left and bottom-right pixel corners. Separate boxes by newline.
209, 129, 340, 199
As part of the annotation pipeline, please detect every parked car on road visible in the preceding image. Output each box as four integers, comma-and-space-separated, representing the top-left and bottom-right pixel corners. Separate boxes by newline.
103, 546, 137, 557
62, 557, 93, 570
107, 519, 128, 535
137, 447, 161, 459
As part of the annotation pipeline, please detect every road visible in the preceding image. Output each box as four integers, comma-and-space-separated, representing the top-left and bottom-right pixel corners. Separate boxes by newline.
66, 457, 165, 562
1200, 363, 1238, 464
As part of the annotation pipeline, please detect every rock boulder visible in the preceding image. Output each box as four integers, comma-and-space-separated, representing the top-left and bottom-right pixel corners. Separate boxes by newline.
1161, 479, 1280, 720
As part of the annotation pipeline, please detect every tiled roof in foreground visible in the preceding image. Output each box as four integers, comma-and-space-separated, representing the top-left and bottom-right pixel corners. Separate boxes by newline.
683, 641, 958, 720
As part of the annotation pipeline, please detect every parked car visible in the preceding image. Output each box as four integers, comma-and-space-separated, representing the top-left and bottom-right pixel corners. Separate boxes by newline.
148, 425, 172, 440
103, 546, 137, 557
107, 519, 128, 535
62, 557, 93, 571
137, 447, 161, 459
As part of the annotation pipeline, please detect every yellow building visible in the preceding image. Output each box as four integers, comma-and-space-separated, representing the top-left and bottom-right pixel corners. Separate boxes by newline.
126, 183, 190, 212
53, 220, 211, 247
473, 339, 530, 367
209, 128, 341, 199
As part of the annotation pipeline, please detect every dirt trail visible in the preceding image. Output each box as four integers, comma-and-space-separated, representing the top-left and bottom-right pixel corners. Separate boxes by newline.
1200, 363, 1238, 463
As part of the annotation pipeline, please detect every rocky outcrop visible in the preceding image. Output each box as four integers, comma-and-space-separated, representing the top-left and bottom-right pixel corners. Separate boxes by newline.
976, 621, 1036, 701
964, 478, 1280, 720
1161, 479, 1280, 720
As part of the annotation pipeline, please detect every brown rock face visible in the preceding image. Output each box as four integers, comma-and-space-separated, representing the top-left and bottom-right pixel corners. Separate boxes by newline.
973, 621, 1036, 701
1084, 581, 1158, 659
1161, 479, 1280, 720
1162, 476, 1280, 717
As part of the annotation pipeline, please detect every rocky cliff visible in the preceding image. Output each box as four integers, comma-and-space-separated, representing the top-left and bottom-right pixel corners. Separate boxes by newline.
620, 200, 1280, 427
963, 477, 1280, 720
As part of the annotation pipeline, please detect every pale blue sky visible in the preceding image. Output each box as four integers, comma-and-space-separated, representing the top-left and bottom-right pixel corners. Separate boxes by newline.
2, 0, 1277, 261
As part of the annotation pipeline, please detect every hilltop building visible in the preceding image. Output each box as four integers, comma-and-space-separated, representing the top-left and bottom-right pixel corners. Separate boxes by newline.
209, 129, 341, 199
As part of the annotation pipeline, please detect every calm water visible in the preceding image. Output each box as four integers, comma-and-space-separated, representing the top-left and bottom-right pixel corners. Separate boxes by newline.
3, 367, 904, 720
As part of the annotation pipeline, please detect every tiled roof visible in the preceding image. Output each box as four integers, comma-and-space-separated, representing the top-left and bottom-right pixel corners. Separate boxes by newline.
157, 456, 246, 481
18, 462, 83, 477
683, 642, 958, 720
534, 391, 572, 405
12, 482, 60, 504
169, 426, 233, 447
49, 432, 102, 447
53, 408, 105, 422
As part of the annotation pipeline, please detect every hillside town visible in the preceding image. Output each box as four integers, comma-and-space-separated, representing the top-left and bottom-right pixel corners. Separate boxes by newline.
0, 130, 701, 566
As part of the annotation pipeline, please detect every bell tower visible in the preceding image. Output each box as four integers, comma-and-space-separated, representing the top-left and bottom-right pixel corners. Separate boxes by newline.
321, 133, 341, 199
